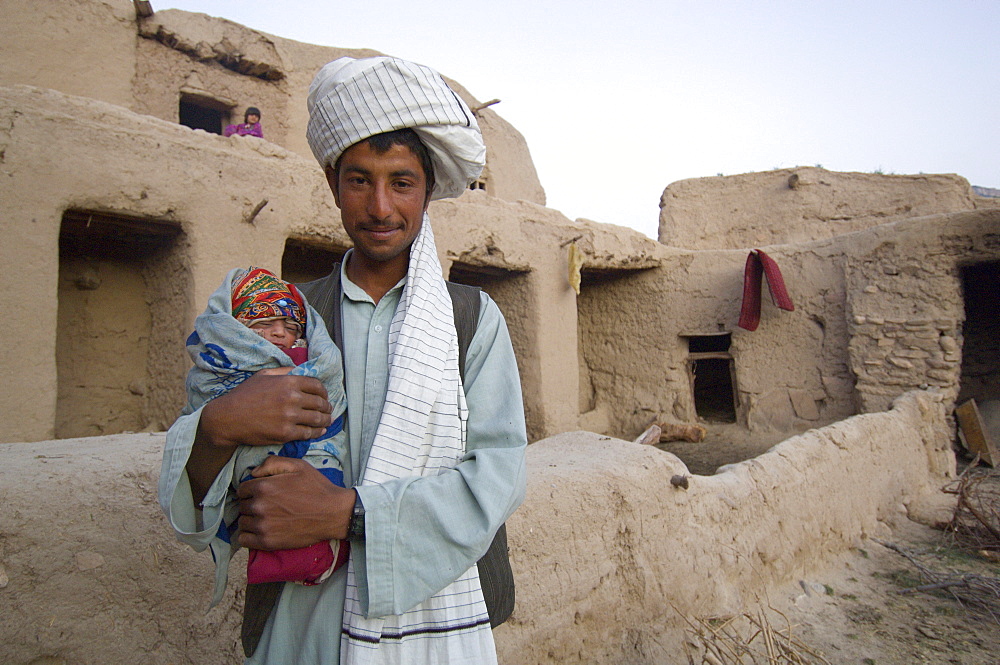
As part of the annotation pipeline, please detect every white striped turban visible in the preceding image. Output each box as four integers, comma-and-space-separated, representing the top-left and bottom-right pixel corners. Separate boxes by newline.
306, 56, 486, 201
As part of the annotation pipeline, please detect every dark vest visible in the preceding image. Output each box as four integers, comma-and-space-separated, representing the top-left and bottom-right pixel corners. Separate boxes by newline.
242, 265, 514, 658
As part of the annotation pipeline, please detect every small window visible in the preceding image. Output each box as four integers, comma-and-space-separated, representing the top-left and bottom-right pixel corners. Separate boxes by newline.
689, 333, 731, 353
468, 179, 487, 191
179, 94, 231, 134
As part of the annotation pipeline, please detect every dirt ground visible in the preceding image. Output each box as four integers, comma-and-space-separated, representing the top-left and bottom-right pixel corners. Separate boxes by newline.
662, 424, 1000, 665
656, 421, 799, 476
759, 518, 1000, 665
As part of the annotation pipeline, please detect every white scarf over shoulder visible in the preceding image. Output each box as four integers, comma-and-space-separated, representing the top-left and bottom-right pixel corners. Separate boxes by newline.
340, 221, 496, 664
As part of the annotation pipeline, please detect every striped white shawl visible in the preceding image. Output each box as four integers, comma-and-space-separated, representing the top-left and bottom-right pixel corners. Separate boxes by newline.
340, 219, 496, 664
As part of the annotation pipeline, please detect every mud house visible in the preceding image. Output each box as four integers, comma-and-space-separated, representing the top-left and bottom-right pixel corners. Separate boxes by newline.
2, 1, 999, 663
2, 0, 998, 448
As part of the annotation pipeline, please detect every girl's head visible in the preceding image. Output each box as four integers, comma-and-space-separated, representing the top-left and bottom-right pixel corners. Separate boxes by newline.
231, 267, 306, 350
245, 107, 261, 124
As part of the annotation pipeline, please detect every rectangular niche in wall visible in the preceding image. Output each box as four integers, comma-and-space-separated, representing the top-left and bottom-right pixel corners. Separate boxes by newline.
57, 210, 184, 439
281, 236, 348, 285
684, 333, 738, 424
179, 92, 231, 135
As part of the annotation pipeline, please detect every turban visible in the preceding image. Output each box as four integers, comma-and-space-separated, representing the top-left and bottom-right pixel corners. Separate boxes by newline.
231, 267, 306, 331
306, 56, 486, 200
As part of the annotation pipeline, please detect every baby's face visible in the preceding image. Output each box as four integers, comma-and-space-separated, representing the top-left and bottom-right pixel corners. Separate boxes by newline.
249, 318, 302, 349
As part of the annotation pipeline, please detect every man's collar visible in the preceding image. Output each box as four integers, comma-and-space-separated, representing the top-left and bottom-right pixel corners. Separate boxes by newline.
339, 249, 406, 304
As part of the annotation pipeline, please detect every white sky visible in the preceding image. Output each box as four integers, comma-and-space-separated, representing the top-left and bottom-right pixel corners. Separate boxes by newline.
155, 0, 999, 239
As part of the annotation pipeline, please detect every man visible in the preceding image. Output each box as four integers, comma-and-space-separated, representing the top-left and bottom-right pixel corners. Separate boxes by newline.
159, 56, 527, 665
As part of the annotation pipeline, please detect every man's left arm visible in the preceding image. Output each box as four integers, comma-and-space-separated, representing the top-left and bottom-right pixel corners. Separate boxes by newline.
355, 294, 527, 617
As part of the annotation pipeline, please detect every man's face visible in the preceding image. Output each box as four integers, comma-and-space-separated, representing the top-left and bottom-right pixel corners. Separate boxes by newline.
328, 140, 429, 270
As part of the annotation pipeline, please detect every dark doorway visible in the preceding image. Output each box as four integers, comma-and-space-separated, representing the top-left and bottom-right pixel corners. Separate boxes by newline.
958, 261, 1000, 405
686, 334, 737, 423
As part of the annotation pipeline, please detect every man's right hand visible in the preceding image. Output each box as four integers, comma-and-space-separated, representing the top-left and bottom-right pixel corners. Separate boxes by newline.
186, 371, 334, 505
199, 370, 334, 448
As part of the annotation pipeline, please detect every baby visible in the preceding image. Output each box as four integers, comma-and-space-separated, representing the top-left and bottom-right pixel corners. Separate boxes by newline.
182, 266, 348, 600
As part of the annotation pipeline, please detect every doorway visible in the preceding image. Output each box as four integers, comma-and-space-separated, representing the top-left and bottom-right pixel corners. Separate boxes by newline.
958, 261, 1000, 405
686, 333, 738, 423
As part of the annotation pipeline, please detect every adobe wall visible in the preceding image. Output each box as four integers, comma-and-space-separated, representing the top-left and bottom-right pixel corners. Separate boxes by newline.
0, 0, 546, 207
6, 84, 995, 446
0, 0, 138, 108
580, 205, 1000, 440
659, 166, 978, 250
0, 390, 955, 664
0, 85, 333, 442
844, 209, 1000, 412
578, 243, 856, 437
0, 85, 655, 444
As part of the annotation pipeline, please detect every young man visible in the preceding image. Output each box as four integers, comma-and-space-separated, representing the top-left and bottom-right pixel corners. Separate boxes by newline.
160, 57, 527, 665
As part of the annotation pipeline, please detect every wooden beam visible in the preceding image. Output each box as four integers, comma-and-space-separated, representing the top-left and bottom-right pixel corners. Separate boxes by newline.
133, 1, 154, 18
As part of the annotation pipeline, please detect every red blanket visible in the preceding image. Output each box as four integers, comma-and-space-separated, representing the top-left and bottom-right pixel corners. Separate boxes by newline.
738, 249, 794, 331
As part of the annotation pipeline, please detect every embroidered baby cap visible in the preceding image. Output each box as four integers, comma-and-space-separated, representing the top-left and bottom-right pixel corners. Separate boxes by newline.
230, 266, 306, 335
306, 56, 486, 200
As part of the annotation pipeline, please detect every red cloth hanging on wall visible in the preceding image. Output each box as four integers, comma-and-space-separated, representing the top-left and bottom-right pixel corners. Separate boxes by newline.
738, 249, 794, 331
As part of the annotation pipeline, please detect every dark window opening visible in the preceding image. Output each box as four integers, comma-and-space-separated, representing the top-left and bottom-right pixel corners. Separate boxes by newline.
689, 333, 731, 353
281, 238, 347, 285
448, 263, 519, 286
579, 267, 655, 288
468, 180, 487, 191
60, 210, 181, 259
179, 95, 230, 134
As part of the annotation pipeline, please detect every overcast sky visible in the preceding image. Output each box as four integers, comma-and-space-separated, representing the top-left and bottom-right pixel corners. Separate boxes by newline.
156, 1, 999, 239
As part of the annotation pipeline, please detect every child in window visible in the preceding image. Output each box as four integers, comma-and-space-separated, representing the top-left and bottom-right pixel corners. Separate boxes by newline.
224, 106, 264, 138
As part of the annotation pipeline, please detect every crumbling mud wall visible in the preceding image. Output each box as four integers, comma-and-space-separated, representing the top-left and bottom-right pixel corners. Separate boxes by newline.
499, 390, 954, 664
659, 167, 978, 251
2, 0, 995, 454
0, 85, 340, 442
577, 244, 857, 437
0, 390, 954, 664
